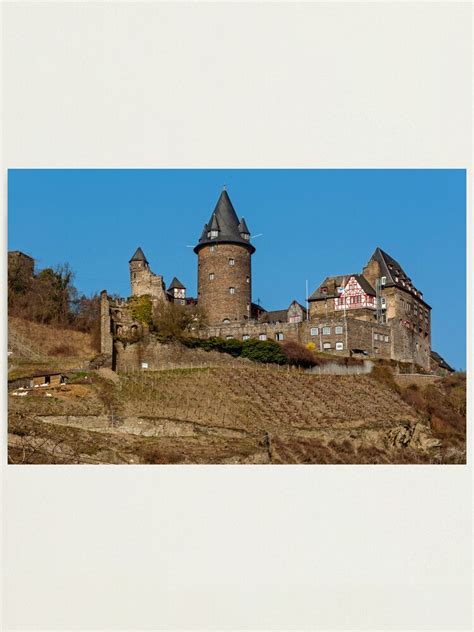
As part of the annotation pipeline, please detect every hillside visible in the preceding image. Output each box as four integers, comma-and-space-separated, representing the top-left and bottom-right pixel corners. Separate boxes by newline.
8, 364, 466, 465
8, 317, 96, 379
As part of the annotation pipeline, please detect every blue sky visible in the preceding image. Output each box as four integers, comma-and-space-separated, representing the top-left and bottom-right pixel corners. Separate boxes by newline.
8, 169, 466, 369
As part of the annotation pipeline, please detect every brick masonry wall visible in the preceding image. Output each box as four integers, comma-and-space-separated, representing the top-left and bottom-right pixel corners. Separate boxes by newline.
100, 291, 113, 355
197, 243, 252, 326
130, 260, 167, 300
383, 286, 431, 370
114, 337, 249, 372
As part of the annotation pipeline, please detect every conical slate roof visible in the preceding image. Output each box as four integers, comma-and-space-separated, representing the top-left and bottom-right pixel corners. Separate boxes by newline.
238, 217, 250, 235
129, 247, 148, 263
194, 190, 255, 254
168, 276, 186, 290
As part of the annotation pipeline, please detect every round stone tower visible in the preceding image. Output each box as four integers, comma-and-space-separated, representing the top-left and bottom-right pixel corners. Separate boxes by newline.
194, 189, 255, 326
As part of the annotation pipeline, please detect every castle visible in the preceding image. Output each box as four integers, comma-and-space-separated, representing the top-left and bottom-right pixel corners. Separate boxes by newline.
100, 188, 437, 372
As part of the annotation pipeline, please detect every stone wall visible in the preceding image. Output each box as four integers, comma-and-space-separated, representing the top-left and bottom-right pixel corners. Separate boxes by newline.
394, 374, 442, 387
100, 290, 113, 355
308, 360, 374, 375
114, 337, 249, 372
8, 251, 35, 277
197, 243, 252, 325
196, 316, 392, 359
383, 286, 431, 370
130, 259, 167, 300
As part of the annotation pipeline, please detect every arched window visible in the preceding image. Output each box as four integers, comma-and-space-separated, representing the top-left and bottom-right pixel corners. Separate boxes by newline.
223, 318, 230, 324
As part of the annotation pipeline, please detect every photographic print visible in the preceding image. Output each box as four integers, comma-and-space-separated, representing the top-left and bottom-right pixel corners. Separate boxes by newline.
7, 169, 466, 465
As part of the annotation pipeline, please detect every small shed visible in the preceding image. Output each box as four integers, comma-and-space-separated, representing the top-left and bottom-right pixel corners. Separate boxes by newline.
30, 371, 68, 388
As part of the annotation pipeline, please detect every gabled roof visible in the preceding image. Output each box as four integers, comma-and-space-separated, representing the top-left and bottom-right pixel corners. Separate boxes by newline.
368, 247, 412, 289
259, 309, 288, 324
194, 190, 256, 254
430, 351, 455, 373
353, 274, 376, 296
288, 300, 308, 315
168, 277, 185, 290
308, 273, 375, 301
308, 274, 355, 301
367, 247, 430, 307
129, 247, 148, 263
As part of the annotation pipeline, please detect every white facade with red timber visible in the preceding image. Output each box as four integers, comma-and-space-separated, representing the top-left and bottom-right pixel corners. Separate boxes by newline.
334, 276, 376, 311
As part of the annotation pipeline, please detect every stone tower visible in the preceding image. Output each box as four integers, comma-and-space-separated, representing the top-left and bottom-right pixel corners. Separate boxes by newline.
129, 247, 166, 300
194, 189, 255, 326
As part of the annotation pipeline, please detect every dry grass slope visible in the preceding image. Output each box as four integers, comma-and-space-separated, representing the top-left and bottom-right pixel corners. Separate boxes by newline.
9, 363, 465, 465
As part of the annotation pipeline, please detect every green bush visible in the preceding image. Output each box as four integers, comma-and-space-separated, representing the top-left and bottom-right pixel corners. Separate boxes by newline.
241, 339, 286, 364
128, 295, 153, 326
183, 336, 285, 364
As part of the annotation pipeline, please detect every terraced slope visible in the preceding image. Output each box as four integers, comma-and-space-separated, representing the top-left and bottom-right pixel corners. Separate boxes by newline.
9, 365, 457, 465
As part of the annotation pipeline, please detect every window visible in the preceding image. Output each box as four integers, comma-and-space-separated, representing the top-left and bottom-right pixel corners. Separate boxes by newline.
247, 303, 250, 311
259, 333, 267, 341
335, 342, 343, 351
322, 326, 331, 335
229, 258, 235, 266
275, 332, 284, 341
321, 286, 327, 294
335, 326, 343, 334
210, 245, 215, 252
141, 362, 148, 369
209, 273, 215, 281
394, 276, 399, 282
226, 335, 233, 340
374, 333, 378, 340
381, 276, 386, 285
381, 297, 386, 307
323, 342, 331, 350
242, 233, 250, 240
208, 230, 218, 238
310, 327, 319, 336
246, 276, 250, 283
229, 287, 235, 295
242, 334, 250, 341
223, 318, 230, 324
384, 335, 389, 342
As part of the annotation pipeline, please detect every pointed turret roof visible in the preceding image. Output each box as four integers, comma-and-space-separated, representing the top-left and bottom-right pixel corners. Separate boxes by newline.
238, 217, 250, 235
168, 276, 186, 290
194, 190, 255, 254
129, 247, 148, 263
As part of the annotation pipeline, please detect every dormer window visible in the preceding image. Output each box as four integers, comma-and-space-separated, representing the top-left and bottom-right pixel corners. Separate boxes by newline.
321, 286, 327, 294
381, 276, 386, 285
208, 230, 219, 239
241, 232, 250, 240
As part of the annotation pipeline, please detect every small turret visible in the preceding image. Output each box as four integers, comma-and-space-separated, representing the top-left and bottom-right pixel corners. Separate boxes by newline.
167, 277, 186, 304
129, 247, 166, 300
